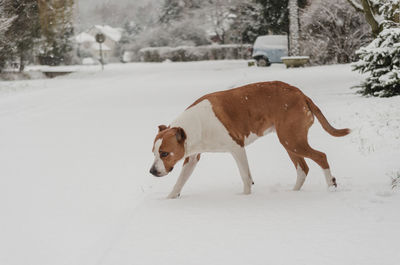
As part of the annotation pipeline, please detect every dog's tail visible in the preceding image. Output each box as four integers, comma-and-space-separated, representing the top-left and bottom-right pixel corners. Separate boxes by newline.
305, 96, 350, 137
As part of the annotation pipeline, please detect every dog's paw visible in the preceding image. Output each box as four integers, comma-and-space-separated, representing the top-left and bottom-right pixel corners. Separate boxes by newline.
167, 193, 180, 199
327, 176, 338, 192
327, 185, 337, 192
243, 189, 252, 195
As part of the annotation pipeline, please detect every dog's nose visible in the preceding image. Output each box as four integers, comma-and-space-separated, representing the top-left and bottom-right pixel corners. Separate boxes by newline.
149, 166, 159, 176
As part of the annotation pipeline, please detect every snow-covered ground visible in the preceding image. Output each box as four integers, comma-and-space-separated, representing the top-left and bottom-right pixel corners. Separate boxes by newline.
0, 61, 399, 265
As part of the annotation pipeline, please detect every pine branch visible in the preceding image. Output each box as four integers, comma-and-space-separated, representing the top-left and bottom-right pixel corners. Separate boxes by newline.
0, 15, 16, 32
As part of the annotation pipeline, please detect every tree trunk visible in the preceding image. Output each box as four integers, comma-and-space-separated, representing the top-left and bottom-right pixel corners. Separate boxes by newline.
19, 53, 25, 72
37, 0, 50, 38
288, 0, 300, 56
346, 0, 382, 37
394, 2, 400, 23
360, 0, 381, 37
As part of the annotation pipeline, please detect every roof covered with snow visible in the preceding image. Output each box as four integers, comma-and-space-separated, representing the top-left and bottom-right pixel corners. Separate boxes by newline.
75, 32, 95, 43
253, 35, 288, 49
93, 25, 123, 42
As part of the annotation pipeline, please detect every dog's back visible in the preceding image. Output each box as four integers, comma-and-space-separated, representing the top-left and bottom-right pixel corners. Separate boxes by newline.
187, 81, 312, 147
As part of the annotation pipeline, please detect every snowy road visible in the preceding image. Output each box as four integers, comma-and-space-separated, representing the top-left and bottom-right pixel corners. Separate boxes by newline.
0, 61, 399, 265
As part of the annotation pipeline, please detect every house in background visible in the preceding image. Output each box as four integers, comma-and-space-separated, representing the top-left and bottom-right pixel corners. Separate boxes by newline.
76, 25, 123, 63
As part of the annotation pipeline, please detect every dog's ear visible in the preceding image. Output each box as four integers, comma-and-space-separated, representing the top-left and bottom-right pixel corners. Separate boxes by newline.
175, 127, 186, 143
158, 125, 167, 132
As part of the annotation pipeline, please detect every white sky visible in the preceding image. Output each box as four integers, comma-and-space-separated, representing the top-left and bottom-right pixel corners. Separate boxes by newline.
76, 0, 157, 29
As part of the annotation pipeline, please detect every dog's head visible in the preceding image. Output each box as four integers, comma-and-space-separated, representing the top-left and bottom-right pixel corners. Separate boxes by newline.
149, 125, 186, 177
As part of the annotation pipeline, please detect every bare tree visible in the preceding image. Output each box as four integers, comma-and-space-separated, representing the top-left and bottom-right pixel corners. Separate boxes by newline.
300, 0, 371, 65
199, 0, 239, 44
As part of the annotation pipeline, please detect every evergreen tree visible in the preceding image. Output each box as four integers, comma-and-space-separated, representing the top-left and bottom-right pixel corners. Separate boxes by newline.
0, 0, 15, 71
226, 0, 308, 44
3, 0, 40, 72
254, 0, 307, 35
352, 0, 400, 97
228, 1, 265, 44
353, 27, 400, 97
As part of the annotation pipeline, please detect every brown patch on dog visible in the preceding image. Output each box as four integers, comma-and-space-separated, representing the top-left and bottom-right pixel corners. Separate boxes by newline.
183, 157, 190, 166
158, 125, 168, 132
187, 81, 349, 180
153, 127, 186, 172
187, 82, 298, 146
188, 81, 349, 147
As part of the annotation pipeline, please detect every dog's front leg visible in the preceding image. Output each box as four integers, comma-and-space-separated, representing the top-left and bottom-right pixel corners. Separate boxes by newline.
167, 154, 200, 199
231, 148, 253, 195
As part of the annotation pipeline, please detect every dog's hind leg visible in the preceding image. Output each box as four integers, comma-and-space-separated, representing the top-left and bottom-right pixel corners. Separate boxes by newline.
286, 152, 309, 190
277, 127, 337, 190
231, 147, 253, 195
167, 154, 201, 199
276, 110, 337, 190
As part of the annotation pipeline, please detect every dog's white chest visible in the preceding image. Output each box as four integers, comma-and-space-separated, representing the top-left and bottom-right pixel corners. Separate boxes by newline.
171, 100, 238, 155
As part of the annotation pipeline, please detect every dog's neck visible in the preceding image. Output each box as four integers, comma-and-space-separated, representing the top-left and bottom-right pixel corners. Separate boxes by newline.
170, 99, 238, 157
170, 107, 203, 157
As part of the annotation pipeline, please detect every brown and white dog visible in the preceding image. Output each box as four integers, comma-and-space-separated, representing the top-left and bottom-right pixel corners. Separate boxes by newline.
150, 81, 350, 198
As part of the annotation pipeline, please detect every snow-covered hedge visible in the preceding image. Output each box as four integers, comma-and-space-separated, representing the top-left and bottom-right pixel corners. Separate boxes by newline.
138, 44, 252, 62
353, 27, 400, 97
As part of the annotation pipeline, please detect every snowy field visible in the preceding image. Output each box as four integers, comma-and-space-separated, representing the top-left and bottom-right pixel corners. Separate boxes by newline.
0, 61, 399, 265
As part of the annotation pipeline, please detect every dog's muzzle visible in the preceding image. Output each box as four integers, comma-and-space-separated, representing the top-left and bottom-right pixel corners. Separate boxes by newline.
149, 165, 160, 177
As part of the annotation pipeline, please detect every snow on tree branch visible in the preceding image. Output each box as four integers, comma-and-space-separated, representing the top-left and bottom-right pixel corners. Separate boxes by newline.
346, 0, 365, 11
0, 15, 15, 33
353, 27, 400, 97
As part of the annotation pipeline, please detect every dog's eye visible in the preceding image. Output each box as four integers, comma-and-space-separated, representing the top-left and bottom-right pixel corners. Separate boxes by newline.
160, 151, 169, 158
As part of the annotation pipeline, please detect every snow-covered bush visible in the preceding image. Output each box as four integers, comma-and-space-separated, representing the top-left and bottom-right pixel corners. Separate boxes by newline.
353, 27, 400, 97
138, 44, 252, 62
300, 0, 371, 65
123, 18, 210, 61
